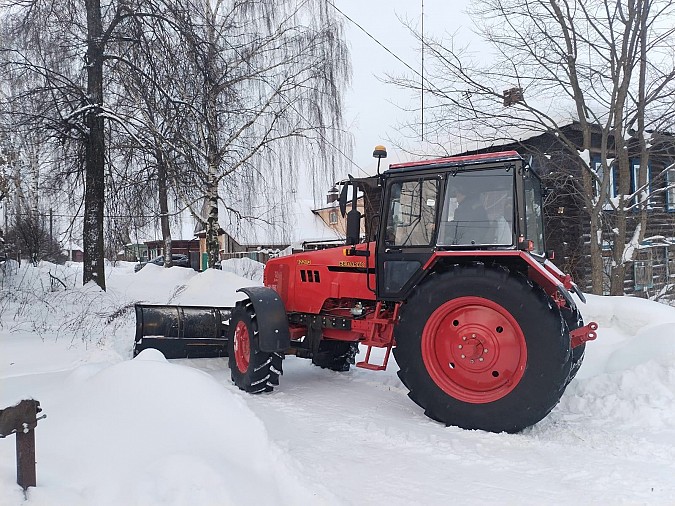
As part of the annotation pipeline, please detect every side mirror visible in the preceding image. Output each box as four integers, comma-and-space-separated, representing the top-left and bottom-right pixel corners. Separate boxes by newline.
338, 184, 348, 218
346, 207, 361, 245
341, 178, 361, 245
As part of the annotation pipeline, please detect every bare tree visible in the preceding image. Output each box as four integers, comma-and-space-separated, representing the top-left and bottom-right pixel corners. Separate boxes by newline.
0, 0, 177, 289
4, 211, 64, 263
2, 0, 352, 277
106, 12, 190, 268
391, 0, 675, 295
163, 0, 351, 267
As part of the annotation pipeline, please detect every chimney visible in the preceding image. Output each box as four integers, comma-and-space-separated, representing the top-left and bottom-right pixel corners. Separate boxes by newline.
503, 87, 524, 107
327, 185, 339, 204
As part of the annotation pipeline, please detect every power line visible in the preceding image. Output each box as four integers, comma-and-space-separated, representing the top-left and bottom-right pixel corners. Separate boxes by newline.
325, 0, 424, 80
7, 211, 181, 219
326, 1, 467, 135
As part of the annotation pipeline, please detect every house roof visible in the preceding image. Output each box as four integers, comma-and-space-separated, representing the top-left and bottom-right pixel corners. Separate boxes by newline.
62, 241, 83, 252
219, 198, 342, 247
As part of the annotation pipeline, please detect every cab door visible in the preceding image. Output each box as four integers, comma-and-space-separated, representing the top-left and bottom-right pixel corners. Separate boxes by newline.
376, 175, 441, 300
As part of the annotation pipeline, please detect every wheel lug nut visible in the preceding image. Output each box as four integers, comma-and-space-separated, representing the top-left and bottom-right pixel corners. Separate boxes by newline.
472, 334, 476, 338
460, 354, 466, 359
462, 336, 467, 341
470, 359, 474, 364
479, 357, 484, 362
458, 345, 463, 349
484, 349, 488, 353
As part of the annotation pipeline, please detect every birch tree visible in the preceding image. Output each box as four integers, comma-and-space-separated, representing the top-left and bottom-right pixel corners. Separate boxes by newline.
393, 0, 675, 295
164, 0, 351, 267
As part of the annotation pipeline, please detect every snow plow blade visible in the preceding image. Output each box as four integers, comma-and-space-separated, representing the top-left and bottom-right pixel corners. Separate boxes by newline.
133, 304, 232, 359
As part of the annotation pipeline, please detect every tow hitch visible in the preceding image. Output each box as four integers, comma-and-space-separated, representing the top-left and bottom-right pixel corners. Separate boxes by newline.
570, 321, 599, 348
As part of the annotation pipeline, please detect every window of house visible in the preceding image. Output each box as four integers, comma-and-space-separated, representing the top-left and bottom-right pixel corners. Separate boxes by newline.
329, 210, 338, 224
668, 247, 675, 278
591, 157, 617, 209
602, 256, 612, 295
634, 249, 654, 291
667, 167, 675, 212
630, 161, 651, 208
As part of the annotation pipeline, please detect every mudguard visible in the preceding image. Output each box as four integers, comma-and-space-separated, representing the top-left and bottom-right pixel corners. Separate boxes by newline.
237, 287, 290, 352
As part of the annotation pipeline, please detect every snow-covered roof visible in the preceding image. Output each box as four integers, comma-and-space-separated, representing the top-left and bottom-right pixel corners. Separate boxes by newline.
219, 198, 342, 247
62, 241, 83, 252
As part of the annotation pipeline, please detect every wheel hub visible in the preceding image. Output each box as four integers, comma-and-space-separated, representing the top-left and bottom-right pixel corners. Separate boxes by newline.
421, 296, 527, 403
459, 335, 485, 361
233, 321, 251, 373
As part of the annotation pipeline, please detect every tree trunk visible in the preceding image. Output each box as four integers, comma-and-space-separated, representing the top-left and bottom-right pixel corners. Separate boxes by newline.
157, 150, 173, 267
588, 207, 604, 294
204, 16, 221, 270
205, 171, 220, 268
83, 0, 106, 290
611, 132, 630, 296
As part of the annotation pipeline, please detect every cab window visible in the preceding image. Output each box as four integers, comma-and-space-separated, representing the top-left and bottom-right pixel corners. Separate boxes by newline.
385, 179, 439, 246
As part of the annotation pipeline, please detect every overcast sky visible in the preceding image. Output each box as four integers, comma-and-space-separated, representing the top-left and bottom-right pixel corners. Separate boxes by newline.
336, 0, 475, 175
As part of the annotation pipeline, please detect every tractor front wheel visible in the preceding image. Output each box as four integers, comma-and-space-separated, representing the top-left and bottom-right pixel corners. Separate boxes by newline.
393, 265, 571, 433
228, 300, 282, 393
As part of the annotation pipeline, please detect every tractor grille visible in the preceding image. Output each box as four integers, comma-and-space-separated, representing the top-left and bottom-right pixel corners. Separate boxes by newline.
300, 269, 321, 283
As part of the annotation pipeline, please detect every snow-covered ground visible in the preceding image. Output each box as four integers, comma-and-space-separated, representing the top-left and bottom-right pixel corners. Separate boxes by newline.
1, 260, 675, 505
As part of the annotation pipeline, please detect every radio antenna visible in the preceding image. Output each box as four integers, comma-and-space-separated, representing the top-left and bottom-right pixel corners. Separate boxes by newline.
421, 0, 424, 141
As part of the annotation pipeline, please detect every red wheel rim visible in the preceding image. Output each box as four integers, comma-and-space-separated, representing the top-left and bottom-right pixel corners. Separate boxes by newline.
421, 296, 527, 404
233, 321, 251, 373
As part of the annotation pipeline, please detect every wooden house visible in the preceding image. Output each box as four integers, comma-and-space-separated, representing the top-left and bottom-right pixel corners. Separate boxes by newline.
457, 122, 675, 299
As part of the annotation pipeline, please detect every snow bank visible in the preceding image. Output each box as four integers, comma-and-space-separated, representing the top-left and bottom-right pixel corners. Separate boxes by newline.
557, 356, 675, 431
576, 294, 675, 378
538, 293, 675, 439
6, 349, 333, 505
218, 258, 265, 284
581, 293, 675, 336
170, 268, 257, 307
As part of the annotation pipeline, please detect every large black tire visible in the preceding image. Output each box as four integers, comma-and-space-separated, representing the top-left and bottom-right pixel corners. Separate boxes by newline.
393, 264, 572, 433
562, 305, 585, 383
228, 299, 282, 393
312, 340, 359, 372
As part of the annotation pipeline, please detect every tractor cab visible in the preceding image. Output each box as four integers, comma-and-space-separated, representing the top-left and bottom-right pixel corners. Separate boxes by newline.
342, 149, 546, 301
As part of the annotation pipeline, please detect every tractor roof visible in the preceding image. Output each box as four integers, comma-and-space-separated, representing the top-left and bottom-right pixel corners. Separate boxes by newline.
386, 150, 522, 174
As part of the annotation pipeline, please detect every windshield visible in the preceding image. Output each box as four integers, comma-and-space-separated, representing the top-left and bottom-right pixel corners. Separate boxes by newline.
438, 168, 514, 246
523, 171, 545, 255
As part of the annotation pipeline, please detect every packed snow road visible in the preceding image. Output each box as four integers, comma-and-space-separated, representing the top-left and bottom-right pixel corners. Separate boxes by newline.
1, 261, 675, 504
182, 348, 675, 505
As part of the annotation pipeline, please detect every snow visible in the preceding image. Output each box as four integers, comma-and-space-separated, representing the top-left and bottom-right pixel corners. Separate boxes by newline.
622, 222, 642, 263
2, 261, 675, 504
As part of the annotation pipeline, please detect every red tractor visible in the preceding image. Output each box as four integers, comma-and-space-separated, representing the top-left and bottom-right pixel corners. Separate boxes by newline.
134, 148, 597, 433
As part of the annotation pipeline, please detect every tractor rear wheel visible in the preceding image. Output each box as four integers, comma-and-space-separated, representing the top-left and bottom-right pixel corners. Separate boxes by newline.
228, 300, 282, 393
312, 340, 359, 372
393, 264, 571, 433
